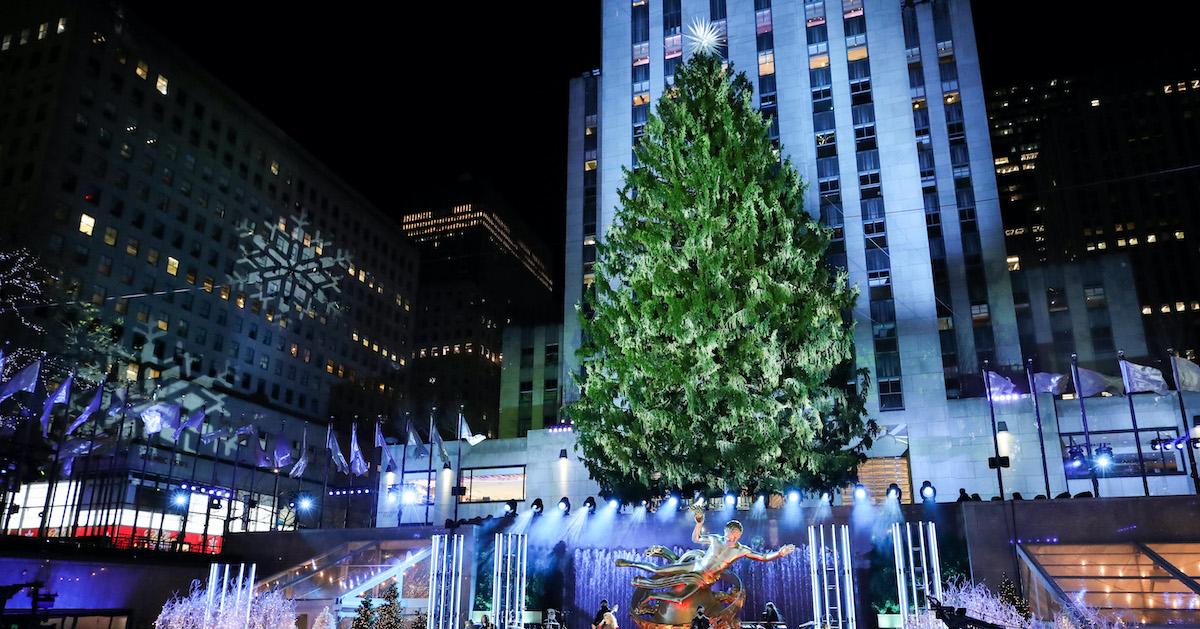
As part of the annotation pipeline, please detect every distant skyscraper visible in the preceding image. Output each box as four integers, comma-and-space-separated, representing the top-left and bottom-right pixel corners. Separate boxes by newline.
565, 0, 1020, 417
987, 75, 1200, 360
498, 323, 562, 438
402, 187, 554, 437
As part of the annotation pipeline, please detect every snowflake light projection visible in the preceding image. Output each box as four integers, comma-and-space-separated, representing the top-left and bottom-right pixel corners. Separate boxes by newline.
231, 213, 350, 324
685, 17, 726, 56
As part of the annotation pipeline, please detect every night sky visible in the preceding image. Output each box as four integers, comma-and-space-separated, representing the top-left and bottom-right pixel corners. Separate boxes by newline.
127, 1, 1196, 285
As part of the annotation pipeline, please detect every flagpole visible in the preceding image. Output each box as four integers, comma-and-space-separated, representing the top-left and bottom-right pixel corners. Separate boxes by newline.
370, 416, 382, 529
983, 360, 1006, 501
1167, 349, 1200, 494
243, 433, 258, 533
1025, 360, 1052, 499
38, 372, 72, 539
398, 413, 410, 527
154, 399, 186, 548
99, 384, 130, 544
201, 414, 225, 554
425, 407, 436, 526
454, 404, 464, 524
345, 418, 356, 529
1118, 351, 1151, 496
1070, 353, 1101, 497
320, 421, 333, 530
294, 421, 308, 529
176, 412, 205, 552
131, 386, 163, 548
271, 420, 284, 532
68, 383, 105, 538
224, 425, 243, 538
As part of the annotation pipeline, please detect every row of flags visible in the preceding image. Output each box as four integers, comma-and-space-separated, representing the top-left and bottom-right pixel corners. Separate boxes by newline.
0, 354, 488, 481
988, 356, 1200, 398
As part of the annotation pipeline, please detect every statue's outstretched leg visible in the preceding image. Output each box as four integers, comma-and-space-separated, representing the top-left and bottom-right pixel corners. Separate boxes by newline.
645, 584, 700, 604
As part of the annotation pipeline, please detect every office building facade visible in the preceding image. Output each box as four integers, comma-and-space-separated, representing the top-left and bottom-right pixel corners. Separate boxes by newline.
0, 0, 419, 546
498, 323, 562, 439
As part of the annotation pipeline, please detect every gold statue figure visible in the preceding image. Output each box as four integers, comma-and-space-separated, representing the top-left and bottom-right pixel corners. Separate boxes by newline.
616, 504, 796, 629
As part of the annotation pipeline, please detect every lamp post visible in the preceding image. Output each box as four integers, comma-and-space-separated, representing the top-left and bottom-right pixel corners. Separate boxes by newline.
983, 360, 1006, 500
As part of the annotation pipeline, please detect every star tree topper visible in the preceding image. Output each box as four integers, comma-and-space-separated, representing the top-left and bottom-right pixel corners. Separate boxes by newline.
684, 17, 726, 56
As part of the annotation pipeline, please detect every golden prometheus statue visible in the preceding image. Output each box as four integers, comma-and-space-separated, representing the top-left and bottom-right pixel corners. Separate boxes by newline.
615, 503, 796, 629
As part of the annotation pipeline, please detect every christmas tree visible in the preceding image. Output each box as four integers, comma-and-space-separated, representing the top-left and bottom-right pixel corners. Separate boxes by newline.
571, 46, 875, 496
412, 609, 429, 629
313, 606, 337, 629
376, 583, 403, 629
351, 595, 375, 629
998, 575, 1031, 620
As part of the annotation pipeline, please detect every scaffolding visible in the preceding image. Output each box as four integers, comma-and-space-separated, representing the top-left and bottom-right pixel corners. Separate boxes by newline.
808, 523, 858, 629
890, 521, 943, 629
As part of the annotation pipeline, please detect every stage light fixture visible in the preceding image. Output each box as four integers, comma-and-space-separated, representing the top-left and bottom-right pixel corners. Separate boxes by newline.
1150, 438, 1162, 451
1174, 437, 1188, 451
608, 499, 620, 510
1095, 443, 1114, 468
920, 481, 936, 502
297, 495, 314, 511
532, 498, 544, 513
583, 496, 597, 513
724, 493, 736, 507
171, 491, 190, 508
504, 499, 518, 514
886, 483, 902, 501
559, 448, 569, 460
559, 497, 571, 514
787, 490, 800, 503
1191, 437, 1200, 450
1067, 445, 1086, 468
853, 484, 868, 502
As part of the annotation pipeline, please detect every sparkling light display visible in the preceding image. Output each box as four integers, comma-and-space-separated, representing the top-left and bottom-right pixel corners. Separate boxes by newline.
684, 18, 725, 56
231, 213, 349, 324
0, 247, 52, 333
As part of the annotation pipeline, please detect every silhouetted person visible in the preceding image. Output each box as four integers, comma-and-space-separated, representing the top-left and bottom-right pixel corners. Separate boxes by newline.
762, 601, 783, 624
691, 607, 710, 629
593, 599, 611, 629
957, 488, 970, 502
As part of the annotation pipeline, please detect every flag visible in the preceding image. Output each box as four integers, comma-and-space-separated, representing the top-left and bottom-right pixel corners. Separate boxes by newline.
326, 426, 349, 475
1033, 372, 1069, 395
40, 371, 74, 437
348, 422, 368, 477
0, 359, 41, 404
272, 431, 293, 468
236, 424, 257, 436
178, 408, 206, 436
60, 437, 107, 477
984, 371, 1017, 398
430, 424, 450, 463
1119, 359, 1169, 395
1173, 356, 1200, 392
1073, 366, 1121, 397
459, 414, 486, 446
289, 429, 309, 478
67, 379, 106, 436
375, 421, 399, 473
140, 402, 181, 436
406, 421, 428, 458
0, 349, 5, 373
252, 434, 271, 468
106, 386, 127, 417
200, 426, 231, 445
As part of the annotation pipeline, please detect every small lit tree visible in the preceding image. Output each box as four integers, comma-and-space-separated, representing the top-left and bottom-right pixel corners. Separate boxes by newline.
312, 607, 337, 629
376, 583, 404, 629
998, 575, 1031, 620
351, 596, 375, 629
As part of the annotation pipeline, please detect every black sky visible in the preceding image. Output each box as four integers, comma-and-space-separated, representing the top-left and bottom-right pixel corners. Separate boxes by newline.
126, 1, 1196, 283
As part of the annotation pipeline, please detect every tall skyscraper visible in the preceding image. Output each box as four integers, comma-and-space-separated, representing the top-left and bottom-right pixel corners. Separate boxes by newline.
988, 75, 1200, 361
565, 0, 1019, 418
402, 185, 554, 438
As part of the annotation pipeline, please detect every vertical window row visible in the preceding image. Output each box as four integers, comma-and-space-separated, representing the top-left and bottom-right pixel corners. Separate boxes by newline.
710, 0, 729, 60
583, 76, 599, 288
845, 0, 901, 411
754, 0, 778, 143
631, 0, 651, 168
903, 3, 960, 398
932, 0, 995, 368
664, 0, 682, 84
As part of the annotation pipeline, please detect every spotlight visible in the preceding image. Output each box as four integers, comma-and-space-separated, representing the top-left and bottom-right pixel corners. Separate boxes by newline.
920, 481, 936, 503
787, 490, 800, 503
443, 460, 452, 470
402, 488, 418, 505
1191, 438, 1200, 450
1174, 437, 1187, 451
532, 498, 544, 513
724, 493, 736, 507
171, 491, 190, 508
853, 484, 868, 502
886, 483, 902, 502
1095, 443, 1114, 469
640, 499, 647, 506
1067, 445, 1086, 469
504, 499, 518, 514
297, 495, 314, 511
608, 499, 619, 510
559, 497, 571, 514
1150, 438, 1162, 451
819, 491, 832, 504
583, 496, 597, 513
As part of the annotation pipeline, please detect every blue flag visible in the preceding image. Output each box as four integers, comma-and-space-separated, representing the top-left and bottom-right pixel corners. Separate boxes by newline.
326, 425, 349, 475
349, 422, 368, 477
66, 378, 106, 436
40, 371, 73, 437
0, 359, 41, 404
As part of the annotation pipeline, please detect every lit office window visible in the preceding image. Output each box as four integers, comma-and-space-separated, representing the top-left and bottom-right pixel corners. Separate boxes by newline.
79, 213, 96, 236
57, 18, 67, 34
166, 256, 179, 276
156, 74, 169, 95
37, 23, 48, 40
104, 227, 118, 245
2, 35, 11, 51
462, 466, 526, 502
136, 61, 149, 79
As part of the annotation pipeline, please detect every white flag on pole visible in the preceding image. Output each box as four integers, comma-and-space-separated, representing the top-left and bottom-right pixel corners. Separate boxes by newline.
1172, 356, 1200, 392
1119, 360, 1169, 395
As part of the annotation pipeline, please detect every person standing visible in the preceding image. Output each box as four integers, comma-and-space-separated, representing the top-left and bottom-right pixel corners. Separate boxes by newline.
690, 607, 710, 629
762, 602, 783, 625
592, 599, 612, 629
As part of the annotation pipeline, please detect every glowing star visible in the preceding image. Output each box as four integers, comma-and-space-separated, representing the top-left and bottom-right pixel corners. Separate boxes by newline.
231, 212, 349, 323
685, 17, 725, 56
